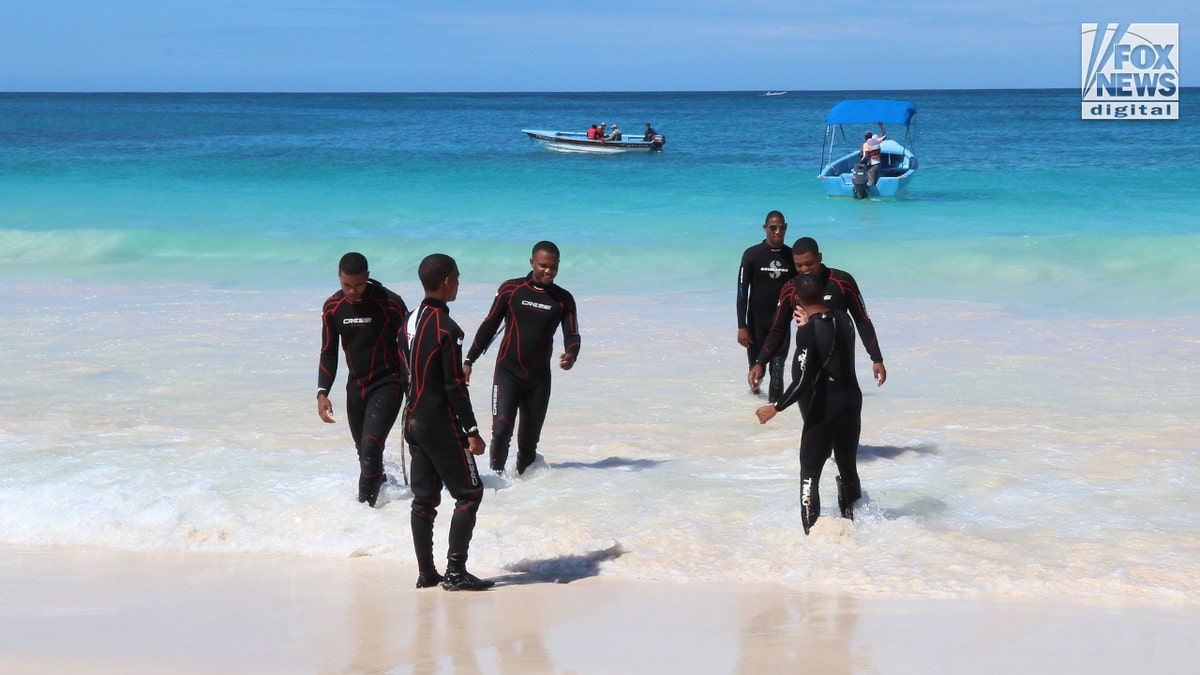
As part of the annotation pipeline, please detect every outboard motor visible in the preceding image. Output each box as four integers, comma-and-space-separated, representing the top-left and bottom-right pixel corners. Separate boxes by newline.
650, 134, 665, 152
851, 163, 869, 199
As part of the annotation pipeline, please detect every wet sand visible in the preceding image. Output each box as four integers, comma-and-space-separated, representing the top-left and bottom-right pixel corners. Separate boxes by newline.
2, 545, 1196, 674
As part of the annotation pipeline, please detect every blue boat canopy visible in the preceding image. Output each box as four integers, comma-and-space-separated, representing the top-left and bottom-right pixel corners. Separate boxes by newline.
826, 99, 916, 126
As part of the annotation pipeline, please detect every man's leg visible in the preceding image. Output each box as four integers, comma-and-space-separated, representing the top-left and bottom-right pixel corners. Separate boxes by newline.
830, 400, 864, 519
798, 420, 836, 535
514, 373, 552, 474
408, 442, 443, 587
357, 383, 401, 507
427, 438, 491, 591
488, 368, 521, 473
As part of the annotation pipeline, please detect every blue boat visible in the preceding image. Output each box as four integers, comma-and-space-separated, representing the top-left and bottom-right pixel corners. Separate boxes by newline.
818, 99, 918, 198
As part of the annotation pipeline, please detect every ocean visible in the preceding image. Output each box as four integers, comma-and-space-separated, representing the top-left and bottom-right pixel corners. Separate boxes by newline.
1, 90, 1197, 602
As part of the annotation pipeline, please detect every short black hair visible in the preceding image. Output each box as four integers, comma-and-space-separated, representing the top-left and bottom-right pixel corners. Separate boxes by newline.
532, 240, 560, 257
795, 273, 824, 305
418, 253, 457, 291
792, 237, 820, 256
765, 210, 785, 224
339, 252, 369, 276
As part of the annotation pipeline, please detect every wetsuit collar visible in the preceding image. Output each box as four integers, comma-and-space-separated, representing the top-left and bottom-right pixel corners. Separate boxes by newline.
422, 297, 449, 311
524, 271, 547, 291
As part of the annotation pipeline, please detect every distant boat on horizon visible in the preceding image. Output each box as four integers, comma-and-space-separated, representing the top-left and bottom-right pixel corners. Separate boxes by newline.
763, 91, 788, 96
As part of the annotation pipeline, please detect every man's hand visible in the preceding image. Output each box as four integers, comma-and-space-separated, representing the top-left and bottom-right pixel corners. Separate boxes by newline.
747, 364, 765, 390
559, 352, 576, 371
793, 305, 809, 327
463, 362, 472, 384
317, 393, 335, 423
873, 362, 887, 387
737, 327, 751, 348
756, 405, 777, 424
468, 435, 486, 456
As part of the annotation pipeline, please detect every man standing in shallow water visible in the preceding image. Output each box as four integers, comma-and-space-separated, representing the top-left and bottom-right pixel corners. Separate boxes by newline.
756, 273, 864, 534
464, 241, 581, 475
317, 252, 408, 508
737, 211, 797, 402
403, 254, 492, 591
749, 236, 886, 391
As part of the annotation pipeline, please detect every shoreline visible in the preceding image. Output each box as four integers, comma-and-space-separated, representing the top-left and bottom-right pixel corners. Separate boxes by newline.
3, 545, 1197, 673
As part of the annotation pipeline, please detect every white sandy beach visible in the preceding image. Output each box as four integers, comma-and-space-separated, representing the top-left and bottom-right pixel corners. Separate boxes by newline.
2, 545, 1197, 674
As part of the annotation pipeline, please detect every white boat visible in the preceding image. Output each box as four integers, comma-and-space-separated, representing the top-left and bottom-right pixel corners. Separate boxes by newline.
522, 129, 665, 154
763, 91, 788, 96
818, 99, 918, 198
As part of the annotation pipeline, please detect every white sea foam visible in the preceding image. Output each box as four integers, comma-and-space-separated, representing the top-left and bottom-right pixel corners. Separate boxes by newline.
0, 280, 1197, 603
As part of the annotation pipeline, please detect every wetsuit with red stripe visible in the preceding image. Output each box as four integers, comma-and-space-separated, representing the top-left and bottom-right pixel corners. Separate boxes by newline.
465, 273, 581, 473
318, 280, 407, 482
403, 297, 484, 579
755, 264, 883, 368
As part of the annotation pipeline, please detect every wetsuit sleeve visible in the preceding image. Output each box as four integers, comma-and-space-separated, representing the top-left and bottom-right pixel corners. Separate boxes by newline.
385, 290, 410, 388
465, 284, 511, 364
839, 274, 884, 363
754, 283, 795, 365
736, 249, 754, 329
773, 324, 820, 417
443, 326, 481, 437
317, 301, 339, 395
559, 289, 581, 359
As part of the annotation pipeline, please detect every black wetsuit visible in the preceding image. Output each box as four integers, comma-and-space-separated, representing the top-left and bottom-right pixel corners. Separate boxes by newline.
737, 241, 797, 401
402, 298, 484, 579
773, 308, 863, 534
318, 280, 408, 484
465, 273, 581, 473
755, 264, 883, 369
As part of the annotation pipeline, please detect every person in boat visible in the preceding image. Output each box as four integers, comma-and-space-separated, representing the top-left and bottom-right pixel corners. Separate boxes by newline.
736, 211, 796, 403
754, 272, 865, 534
597, 122, 607, 140
749, 236, 886, 390
586, 124, 599, 140
860, 122, 887, 187
316, 252, 408, 508
464, 241, 581, 475
607, 125, 622, 141
643, 123, 657, 141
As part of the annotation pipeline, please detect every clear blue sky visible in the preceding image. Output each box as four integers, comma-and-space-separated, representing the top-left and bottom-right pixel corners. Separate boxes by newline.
1, 1, 1194, 92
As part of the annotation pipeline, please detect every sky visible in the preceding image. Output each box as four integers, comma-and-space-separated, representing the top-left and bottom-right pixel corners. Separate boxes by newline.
0, 1, 1194, 92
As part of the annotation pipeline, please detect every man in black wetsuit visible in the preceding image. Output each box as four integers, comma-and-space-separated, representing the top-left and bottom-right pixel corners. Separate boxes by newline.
737, 210, 797, 402
317, 252, 408, 508
402, 253, 492, 591
464, 241, 581, 475
755, 273, 863, 534
749, 236, 886, 391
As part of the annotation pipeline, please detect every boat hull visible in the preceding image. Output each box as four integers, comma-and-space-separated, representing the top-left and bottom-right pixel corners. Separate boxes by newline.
522, 129, 663, 154
818, 144, 917, 198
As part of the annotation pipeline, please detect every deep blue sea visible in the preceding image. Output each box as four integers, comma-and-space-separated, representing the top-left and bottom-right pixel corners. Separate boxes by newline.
2, 89, 1197, 313
1, 91, 1198, 602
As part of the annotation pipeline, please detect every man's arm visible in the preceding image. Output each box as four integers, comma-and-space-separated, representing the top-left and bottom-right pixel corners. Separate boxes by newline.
836, 273, 887, 386
736, 249, 754, 346
465, 284, 511, 366
317, 304, 339, 423
747, 284, 797, 389
442, 325, 481, 443
558, 289, 581, 370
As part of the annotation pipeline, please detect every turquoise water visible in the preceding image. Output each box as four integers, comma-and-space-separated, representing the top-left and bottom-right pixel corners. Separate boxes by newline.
2, 92, 1198, 600
3, 90, 1197, 313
